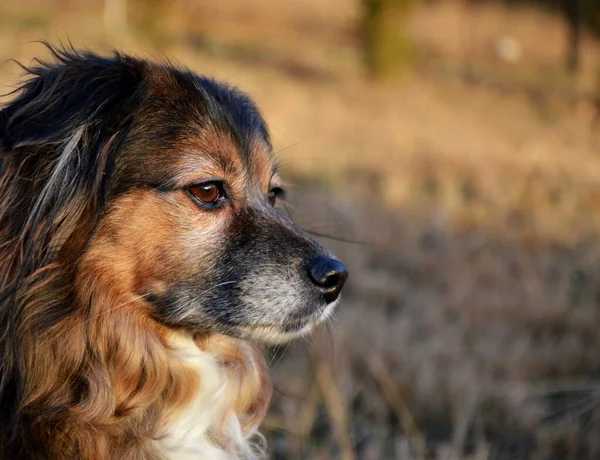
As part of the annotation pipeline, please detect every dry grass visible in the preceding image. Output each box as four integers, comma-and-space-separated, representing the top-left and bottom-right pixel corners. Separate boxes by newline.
1, 0, 600, 458
269, 187, 600, 458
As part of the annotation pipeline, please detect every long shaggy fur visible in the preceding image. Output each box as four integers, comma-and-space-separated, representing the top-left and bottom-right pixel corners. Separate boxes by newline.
0, 44, 345, 459
0, 47, 272, 459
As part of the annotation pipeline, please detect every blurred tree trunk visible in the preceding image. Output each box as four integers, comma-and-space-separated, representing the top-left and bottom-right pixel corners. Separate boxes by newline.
563, 0, 581, 73
362, 0, 415, 79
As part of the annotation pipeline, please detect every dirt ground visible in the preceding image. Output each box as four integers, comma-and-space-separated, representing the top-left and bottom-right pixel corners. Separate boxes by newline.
1, 0, 600, 458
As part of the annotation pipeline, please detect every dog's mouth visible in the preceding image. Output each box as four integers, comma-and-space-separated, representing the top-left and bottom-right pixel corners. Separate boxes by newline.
231, 299, 340, 344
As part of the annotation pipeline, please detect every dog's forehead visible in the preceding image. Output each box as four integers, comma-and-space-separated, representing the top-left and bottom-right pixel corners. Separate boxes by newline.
149, 67, 276, 183
185, 122, 274, 182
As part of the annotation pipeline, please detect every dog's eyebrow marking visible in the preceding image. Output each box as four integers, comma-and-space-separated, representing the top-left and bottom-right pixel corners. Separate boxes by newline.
166, 155, 227, 187
166, 145, 250, 188
245, 137, 275, 184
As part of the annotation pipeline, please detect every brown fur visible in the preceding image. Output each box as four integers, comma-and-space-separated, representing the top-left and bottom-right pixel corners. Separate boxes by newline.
5, 144, 274, 459
0, 46, 344, 459
0, 51, 273, 459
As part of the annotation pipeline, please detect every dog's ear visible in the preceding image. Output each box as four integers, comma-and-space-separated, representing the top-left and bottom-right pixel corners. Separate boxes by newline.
0, 46, 145, 150
0, 47, 148, 272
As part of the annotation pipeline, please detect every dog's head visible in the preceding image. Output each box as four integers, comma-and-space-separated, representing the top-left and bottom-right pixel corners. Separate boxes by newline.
0, 47, 347, 344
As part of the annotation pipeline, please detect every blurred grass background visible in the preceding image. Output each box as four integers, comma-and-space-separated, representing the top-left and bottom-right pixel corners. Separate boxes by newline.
1, 0, 600, 458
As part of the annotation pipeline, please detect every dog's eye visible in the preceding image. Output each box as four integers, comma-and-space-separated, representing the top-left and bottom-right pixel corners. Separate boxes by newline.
186, 182, 223, 207
268, 187, 285, 206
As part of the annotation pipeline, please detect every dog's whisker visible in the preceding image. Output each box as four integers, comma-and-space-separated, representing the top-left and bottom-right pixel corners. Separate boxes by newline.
282, 202, 369, 245
274, 142, 303, 157
269, 343, 290, 370
81, 292, 153, 325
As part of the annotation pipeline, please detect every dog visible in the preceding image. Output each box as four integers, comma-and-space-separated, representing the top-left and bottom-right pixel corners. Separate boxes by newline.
0, 45, 347, 459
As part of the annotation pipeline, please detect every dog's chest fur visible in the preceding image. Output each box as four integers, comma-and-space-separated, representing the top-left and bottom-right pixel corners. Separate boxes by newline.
154, 335, 258, 460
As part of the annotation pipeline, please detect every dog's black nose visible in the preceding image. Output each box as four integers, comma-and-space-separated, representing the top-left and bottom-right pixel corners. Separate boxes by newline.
308, 257, 348, 304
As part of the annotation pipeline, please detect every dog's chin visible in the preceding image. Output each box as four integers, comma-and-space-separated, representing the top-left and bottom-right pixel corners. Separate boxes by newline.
231, 299, 339, 345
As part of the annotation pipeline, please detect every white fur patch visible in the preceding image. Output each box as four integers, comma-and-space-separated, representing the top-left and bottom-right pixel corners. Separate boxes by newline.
155, 334, 260, 460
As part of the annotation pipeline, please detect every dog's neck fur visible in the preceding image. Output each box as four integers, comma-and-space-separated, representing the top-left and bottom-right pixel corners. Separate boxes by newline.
79, 301, 272, 460
7, 261, 272, 459
71, 234, 272, 459
156, 333, 268, 460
